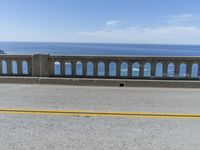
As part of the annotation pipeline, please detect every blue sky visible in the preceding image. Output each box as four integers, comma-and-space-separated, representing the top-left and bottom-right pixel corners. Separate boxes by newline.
0, 0, 200, 44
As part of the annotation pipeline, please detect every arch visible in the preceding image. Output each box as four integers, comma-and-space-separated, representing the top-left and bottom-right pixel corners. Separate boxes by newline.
12, 60, 18, 75
191, 63, 198, 78
179, 63, 186, 78
2, 60, 7, 74
98, 62, 105, 76
87, 62, 94, 76
76, 61, 83, 76
167, 63, 175, 77
65, 62, 72, 75
22, 61, 28, 75
132, 62, 139, 77
155, 63, 163, 77
54, 61, 61, 75
120, 62, 128, 77
144, 63, 151, 77
109, 62, 116, 76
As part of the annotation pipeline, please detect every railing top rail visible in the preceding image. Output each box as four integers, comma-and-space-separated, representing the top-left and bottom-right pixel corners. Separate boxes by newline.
0, 54, 32, 59
49, 55, 200, 61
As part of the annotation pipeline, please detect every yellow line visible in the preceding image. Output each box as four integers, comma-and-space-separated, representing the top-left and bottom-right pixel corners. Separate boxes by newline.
0, 108, 200, 119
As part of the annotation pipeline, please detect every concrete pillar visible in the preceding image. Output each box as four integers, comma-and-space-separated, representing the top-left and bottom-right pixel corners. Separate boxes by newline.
32, 54, 49, 77
186, 63, 192, 79
72, 61, 76, 77
93, 62, 98, 78
82, 61, 87, 77
61, 61, 65, 77
139, 62, 144, 78
0, 60, 2, 75
128, 62, 132, 78
116, 62, 121, 78
27, 60, 32, 76
163, 63, 168, 79
151, 62, 156, 79
174, 62, 180, 79
7, 60, 12, 76
17, 60, 22, 76
198, 63, 200, 80
105, 62, 109, 78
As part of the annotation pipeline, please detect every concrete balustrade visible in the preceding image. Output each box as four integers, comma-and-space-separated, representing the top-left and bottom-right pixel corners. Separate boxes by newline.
0, 54, 200, 80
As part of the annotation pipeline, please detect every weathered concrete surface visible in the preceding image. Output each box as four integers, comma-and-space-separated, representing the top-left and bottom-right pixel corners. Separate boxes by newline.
1, 84, 200, 149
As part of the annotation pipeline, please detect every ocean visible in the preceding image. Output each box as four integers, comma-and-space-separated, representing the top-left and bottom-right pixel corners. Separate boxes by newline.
0, 42, 199, 77
0, 42, 200, 56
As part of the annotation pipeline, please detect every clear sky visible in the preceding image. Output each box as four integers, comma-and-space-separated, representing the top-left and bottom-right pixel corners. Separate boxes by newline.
0, 0, 200, 44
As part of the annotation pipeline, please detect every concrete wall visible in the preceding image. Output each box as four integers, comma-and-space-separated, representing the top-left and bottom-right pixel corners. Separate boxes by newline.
0, 54, 200, 86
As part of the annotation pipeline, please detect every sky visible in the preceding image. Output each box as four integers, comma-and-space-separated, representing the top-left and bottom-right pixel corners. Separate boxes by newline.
0, 0, 200, 44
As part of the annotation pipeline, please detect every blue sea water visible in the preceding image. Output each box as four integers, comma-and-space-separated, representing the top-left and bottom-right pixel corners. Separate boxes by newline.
0, 42, 200, 56
0, 42, 199, 77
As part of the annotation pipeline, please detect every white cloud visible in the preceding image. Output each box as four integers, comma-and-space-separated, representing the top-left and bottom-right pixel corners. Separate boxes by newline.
64, 25, 200, 45
105, 20, 121, 27
167, 14, 199, 24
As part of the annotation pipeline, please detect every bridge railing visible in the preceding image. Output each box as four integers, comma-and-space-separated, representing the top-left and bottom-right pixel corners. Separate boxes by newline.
0, 55, 32, 76
0, 54, 200, 80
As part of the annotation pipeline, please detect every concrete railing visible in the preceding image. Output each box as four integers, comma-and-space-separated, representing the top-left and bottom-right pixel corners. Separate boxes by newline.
0, 54, 200, 80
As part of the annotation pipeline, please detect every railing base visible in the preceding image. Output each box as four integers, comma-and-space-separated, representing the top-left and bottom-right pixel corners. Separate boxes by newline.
0, 76, 200, 88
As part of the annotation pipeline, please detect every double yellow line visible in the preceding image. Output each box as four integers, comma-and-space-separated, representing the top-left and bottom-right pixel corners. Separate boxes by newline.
0, 108, 200, 119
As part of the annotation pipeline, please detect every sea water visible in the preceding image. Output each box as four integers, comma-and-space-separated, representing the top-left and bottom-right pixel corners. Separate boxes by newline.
0, 42, 199, 77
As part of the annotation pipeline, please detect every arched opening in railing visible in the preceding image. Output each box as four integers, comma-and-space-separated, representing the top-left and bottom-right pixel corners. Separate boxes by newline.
87, 62, 94, 76
12, 60, 18, 75
144, 63, 151, 77
65, 62, 72, 75
167, 63, 175, 78
191, 63, 198, 78
120, 62, 128, 77
98, 62, 105, 76
109, 62, 116, 76
155, 63, 163, 77
2, 60, 7, 75
76, 61, 83, 76
54, 61, 61, 75
22, 61, 28, 75
132, 62, 139, 77
179, 63, 186, 78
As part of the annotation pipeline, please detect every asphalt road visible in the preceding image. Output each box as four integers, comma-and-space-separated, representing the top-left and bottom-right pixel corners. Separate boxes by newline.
0, 84, 200, 149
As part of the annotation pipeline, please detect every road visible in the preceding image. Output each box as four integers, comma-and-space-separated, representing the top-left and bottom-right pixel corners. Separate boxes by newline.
0, 83, 200, 149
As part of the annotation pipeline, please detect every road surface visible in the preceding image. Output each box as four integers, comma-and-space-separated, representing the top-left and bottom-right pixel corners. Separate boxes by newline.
0, 83, 200, 149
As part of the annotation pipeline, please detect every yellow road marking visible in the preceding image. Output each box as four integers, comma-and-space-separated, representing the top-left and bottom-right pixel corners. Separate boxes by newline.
0, 108, 200, 119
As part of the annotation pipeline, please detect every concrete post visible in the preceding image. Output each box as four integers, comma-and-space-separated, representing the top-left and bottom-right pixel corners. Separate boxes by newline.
186, 63, 192, 79
7, 60, 12, 76
17, 60, 22, 76
61, 61, 65, 77
116, 62, 121, 78
72, 61, 76, 77
82, 61, 87, 77
105, 62, 109, 78
93, 62, 98, 78
32, 54, 49, 77
174, 62, 180, 79
128, 62, 132, 78
151, 62, 156, 79
139, 62, 144, 78
0, 60, 2, 75
163, 63, 168, 79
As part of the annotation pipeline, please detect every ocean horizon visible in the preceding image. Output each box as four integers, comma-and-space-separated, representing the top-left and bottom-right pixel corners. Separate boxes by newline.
0, 42, 200, 56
